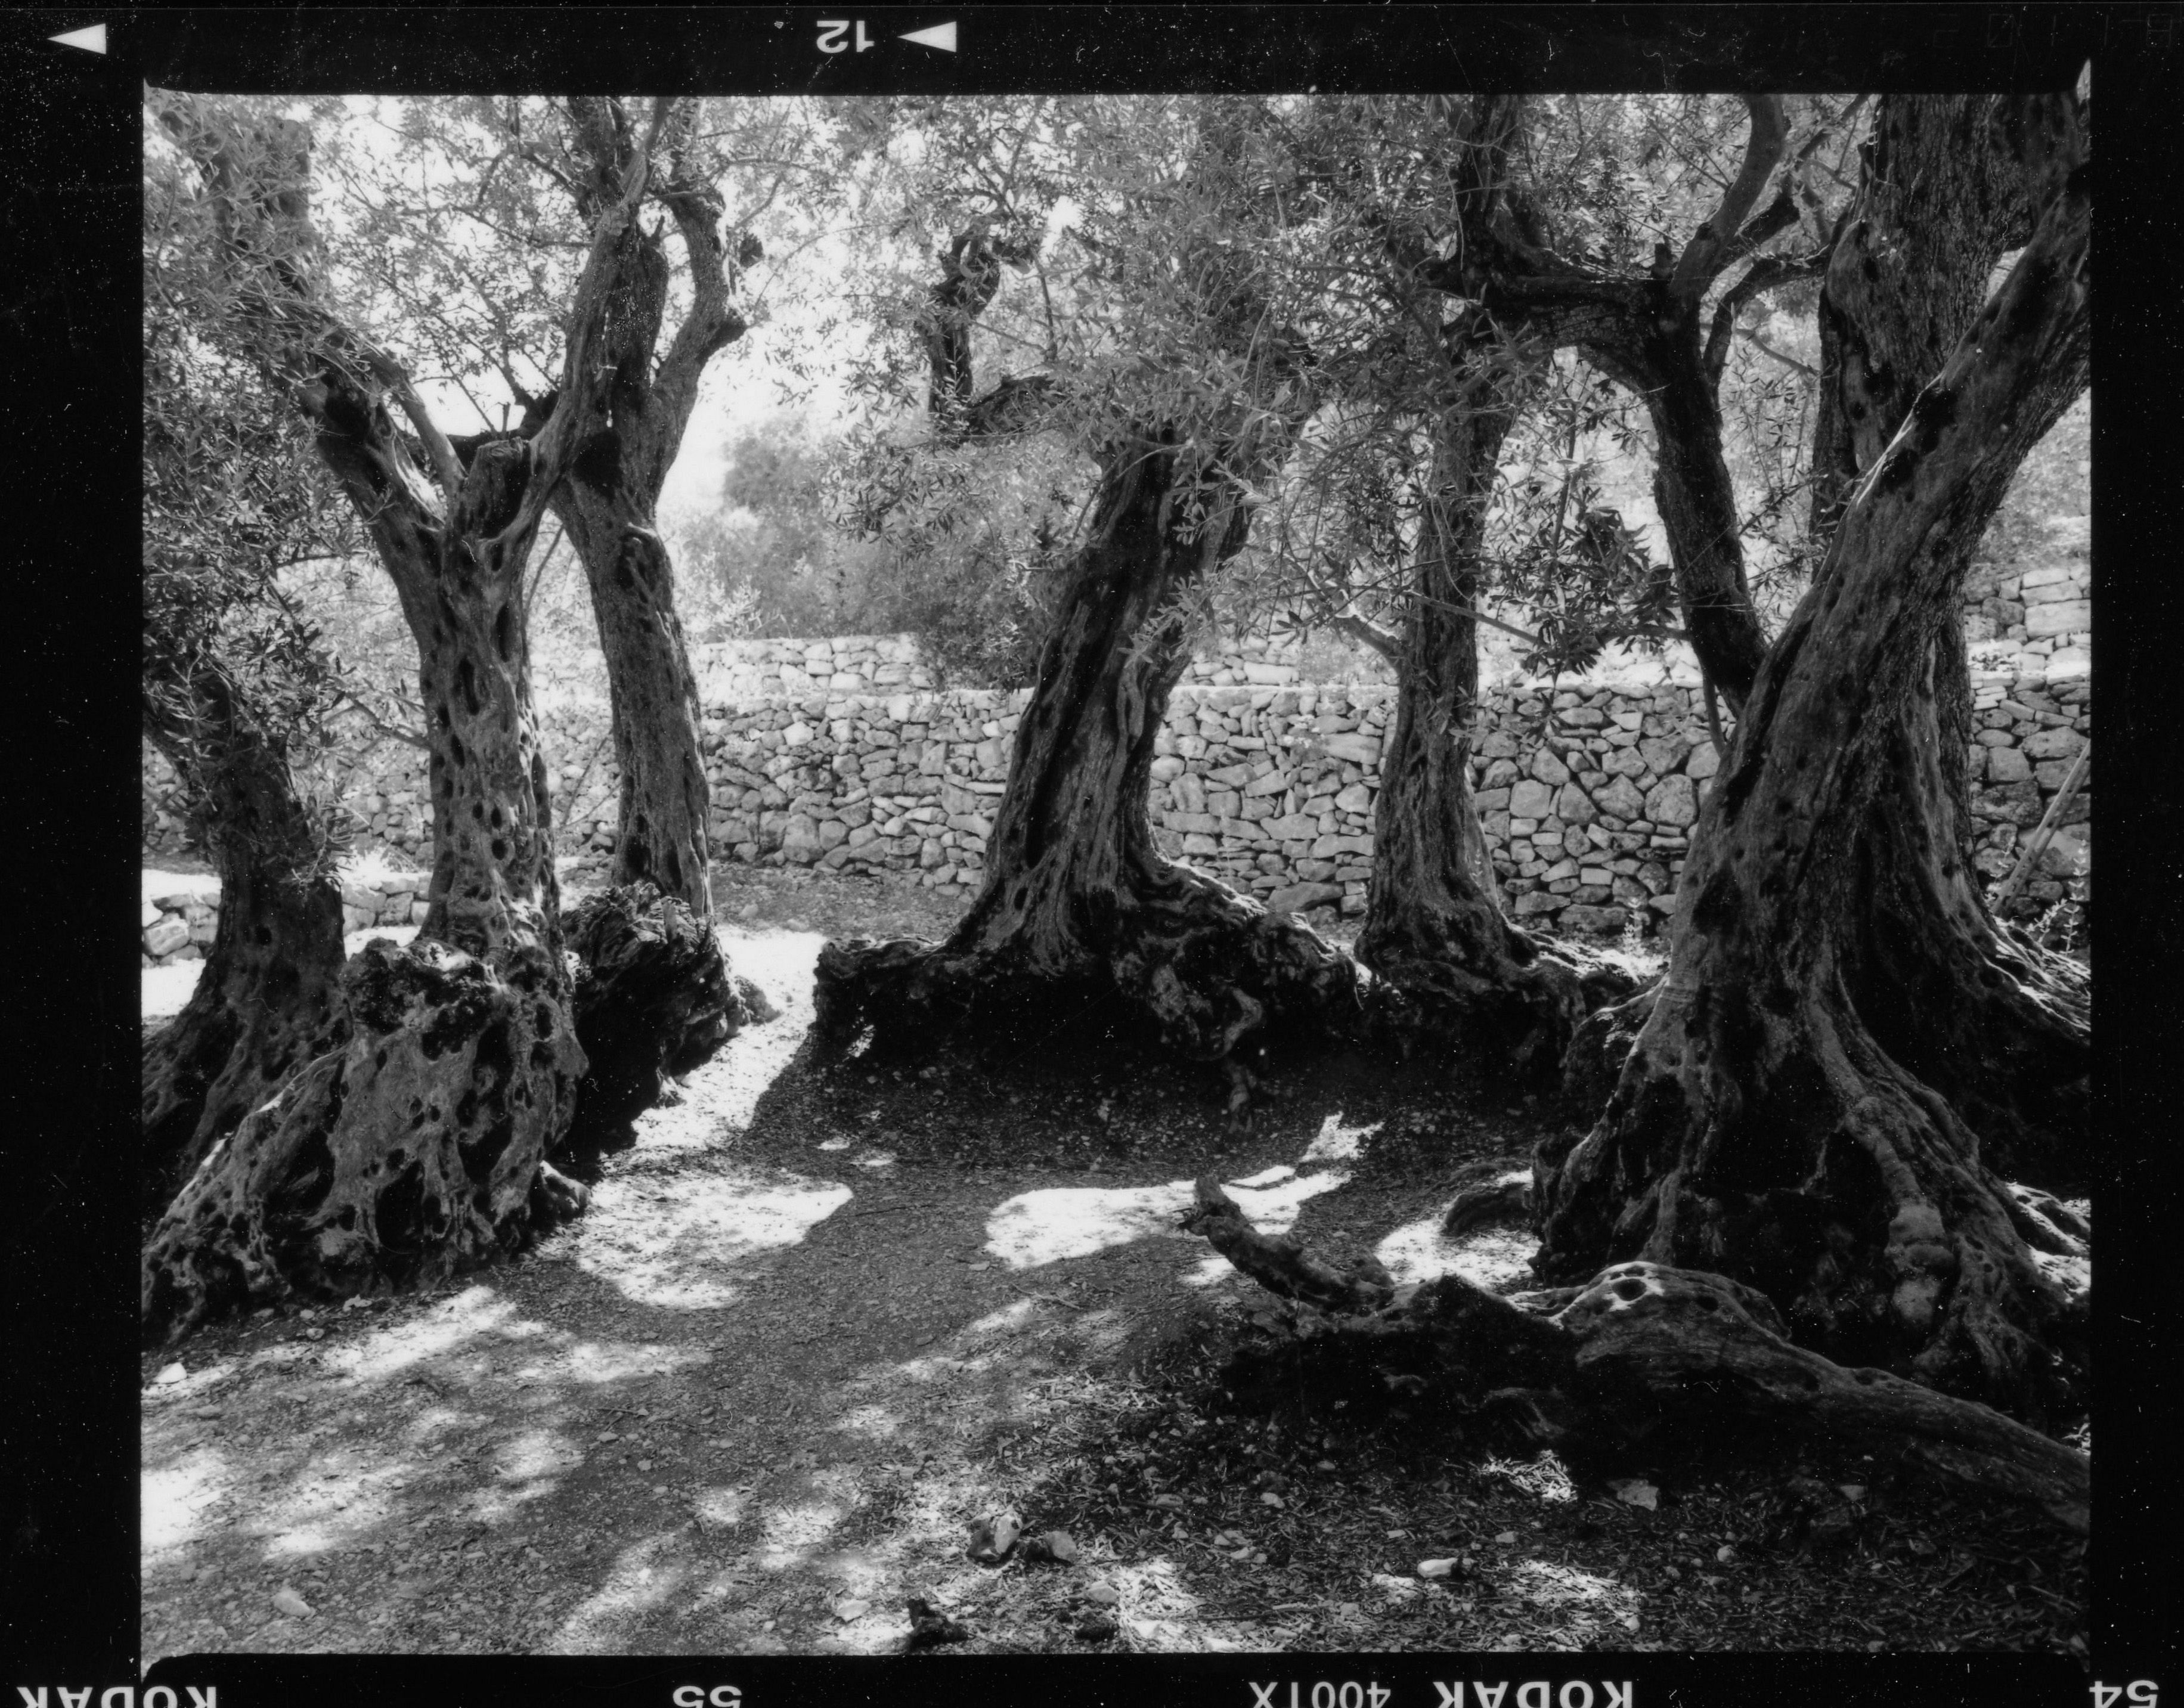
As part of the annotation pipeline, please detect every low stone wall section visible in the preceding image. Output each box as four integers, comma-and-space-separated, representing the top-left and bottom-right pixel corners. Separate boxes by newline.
144, 662, 2089, 948
141, 867, 429, 968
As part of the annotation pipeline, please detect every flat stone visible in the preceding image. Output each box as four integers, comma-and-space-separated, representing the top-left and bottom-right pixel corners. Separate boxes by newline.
2022, 726, 2083, 761
1643, 774, 1699, 828
1309, 834, 1375, 858
1527, 747, 1572, 787
1558, 904, 1629, 935
1319, 731, 1381, 765
144, 919, 188, 957
2024, 599, 2089, 637
1508, 779, 1554, 819
1266, 881, 1344, 917
1594, 775, 1645, 819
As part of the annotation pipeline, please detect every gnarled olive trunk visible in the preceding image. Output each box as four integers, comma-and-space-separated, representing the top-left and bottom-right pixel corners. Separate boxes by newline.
1535, 122, 2090, 1418
142, 433, 591, 1342
1357, 391, 1628, 1070
560, 497, 714, 915
559, 881, 762, 1158
141, 677, 347, 1211
816, 429, 1362, 1066
135, 94, 688, 1338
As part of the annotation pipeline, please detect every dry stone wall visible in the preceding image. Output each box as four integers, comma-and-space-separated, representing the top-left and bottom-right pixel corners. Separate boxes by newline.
145, 664, 2081, 953
144, 606, 2091, 944
141, 865, 429, 968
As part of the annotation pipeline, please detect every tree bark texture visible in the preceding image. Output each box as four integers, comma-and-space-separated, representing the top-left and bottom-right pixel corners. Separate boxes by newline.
141, 96, 684, 1337
141, 675, 348, 1210
1187, 1177, 2086, 1533
817, 426, 1363, 1066
544, 110, 752, 916
1809, 95, 2062, 891
1534, 103, 2091, 1418
559, 882, 758, 1157
1356, 380, 1630, 1069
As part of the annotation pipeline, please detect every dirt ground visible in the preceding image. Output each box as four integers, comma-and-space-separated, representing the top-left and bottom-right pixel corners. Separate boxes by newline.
138, 864, 2086, 1661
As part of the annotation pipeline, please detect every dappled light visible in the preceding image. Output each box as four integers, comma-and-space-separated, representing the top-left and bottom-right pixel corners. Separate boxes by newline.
143, 1450, 227, 1554
986, 1169, 1346, 1270
550, 1534, 694, 1653
1498, 1557, 1643, 1637
1376, 1177, 1539, 1289
983, 1114, 1384, 1273
570, 1170, 851, 1309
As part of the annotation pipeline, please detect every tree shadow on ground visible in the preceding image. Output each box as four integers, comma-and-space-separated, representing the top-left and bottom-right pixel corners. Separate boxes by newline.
139, 925, 2080, 1660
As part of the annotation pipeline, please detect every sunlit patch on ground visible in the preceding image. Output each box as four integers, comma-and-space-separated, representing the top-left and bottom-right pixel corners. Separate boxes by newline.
1114, 1556, 1213, 1651
831, 1404, 901, 1441
756, 1498, 853, 1570
1377, 1187, 1539, 1290
491, 1426, 587, 1486
1179, 1253, 1249, 1288
547, 1533, 693, 1654
1479, 1451, 1578, 1503
1300, 1113, 1380, 1165
144, 1449, 228, 1555
320, 1284, 521, 1381
1439, 1226, 1539, 1290
628, 932, 822, 1149
572, 1170, 850, 1309
1494, 1556, 1642, 1641
985, 1169, 1346, 1270
251, 1447, 419, 1555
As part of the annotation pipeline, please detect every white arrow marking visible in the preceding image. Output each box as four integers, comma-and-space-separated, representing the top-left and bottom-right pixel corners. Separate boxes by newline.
49, 23, 107, 52
899, 21, 957, 52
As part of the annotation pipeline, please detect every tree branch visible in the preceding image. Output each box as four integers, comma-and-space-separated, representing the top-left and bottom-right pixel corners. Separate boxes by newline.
1703, 245, 1832, 386
1670, 96, 1790, 303
1329, 612, 1400, 662
513, 97, 672, 543
1737, 326, 1818, 379
356, 344, 465, 503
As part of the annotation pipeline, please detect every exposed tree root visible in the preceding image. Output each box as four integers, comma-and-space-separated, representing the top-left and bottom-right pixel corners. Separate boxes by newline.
558, 882, 766, 1157
1364, 909, 1637, 1082
1184, 1177, 2087, 1535
817, 857, 1364, 1074
1535, 978, 2090, 1422
141, 938, 587, 1344
1555, 981, 1658, 1117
